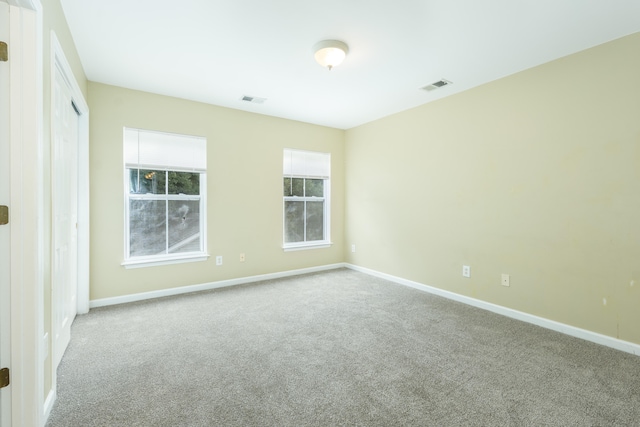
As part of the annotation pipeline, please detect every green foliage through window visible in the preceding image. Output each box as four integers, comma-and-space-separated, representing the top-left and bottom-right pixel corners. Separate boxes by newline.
130, 169, 200, 195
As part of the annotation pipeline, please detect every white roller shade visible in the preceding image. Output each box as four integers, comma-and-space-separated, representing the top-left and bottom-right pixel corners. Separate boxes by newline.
124, 128, 206, 172
283, 149, 330, 179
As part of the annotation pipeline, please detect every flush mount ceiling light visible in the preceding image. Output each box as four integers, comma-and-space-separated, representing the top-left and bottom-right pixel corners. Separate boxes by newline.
313, 40, 349, 71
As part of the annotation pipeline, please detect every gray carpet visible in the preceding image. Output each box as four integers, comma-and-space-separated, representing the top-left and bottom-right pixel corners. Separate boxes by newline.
46, 268, 640, 426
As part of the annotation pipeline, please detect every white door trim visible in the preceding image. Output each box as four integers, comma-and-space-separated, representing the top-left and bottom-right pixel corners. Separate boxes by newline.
6, 0, 44, 426
0, 3, 11, 426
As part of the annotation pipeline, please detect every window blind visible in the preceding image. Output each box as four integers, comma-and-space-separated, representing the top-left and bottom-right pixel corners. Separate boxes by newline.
124, 128, 206, 172
283, 149, 330, 179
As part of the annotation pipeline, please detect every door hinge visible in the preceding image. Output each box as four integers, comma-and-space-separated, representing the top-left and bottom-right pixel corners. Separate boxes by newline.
0, 41, 7, 62
0, 206, 8, 225
0, 368, 9, 388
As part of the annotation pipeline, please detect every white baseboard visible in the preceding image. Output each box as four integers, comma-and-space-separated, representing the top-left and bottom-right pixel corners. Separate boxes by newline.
43, 388, 56, 424
345, 263, 640, 357
89, 263, 347, 309
89, 261, 640, 356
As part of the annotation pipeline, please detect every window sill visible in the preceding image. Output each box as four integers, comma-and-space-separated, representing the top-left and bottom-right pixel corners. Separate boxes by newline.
283, 242, 333, 252
122, 253, 210, 269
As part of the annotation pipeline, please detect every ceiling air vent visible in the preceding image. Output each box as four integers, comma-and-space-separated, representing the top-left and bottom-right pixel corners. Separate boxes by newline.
240, 95, 267, 104
421, 79, 452, 92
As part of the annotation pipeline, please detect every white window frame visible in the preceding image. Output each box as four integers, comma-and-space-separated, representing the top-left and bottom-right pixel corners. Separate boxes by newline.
122, 128, 208, 268
283, 149, 331, 251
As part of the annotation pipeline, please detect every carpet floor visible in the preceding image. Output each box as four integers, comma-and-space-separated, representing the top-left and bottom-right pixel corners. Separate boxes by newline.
46, 268, 640, 426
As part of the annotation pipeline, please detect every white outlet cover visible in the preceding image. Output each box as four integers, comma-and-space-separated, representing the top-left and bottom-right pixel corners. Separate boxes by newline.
462, 265, 470, 278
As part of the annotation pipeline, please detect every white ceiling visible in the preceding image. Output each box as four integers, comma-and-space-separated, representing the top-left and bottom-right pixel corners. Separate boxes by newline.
60, 0, 640, 130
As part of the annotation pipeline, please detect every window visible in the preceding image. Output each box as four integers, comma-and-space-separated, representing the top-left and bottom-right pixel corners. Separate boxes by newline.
123, 128, 207, 267
283, 149, 331, 249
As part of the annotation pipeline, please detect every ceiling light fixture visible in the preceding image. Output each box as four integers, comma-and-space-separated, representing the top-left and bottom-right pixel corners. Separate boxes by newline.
313, 40, 349, 71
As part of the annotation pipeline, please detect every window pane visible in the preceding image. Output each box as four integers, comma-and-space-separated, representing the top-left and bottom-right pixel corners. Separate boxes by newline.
284, 201, 304, 243
305, 179, 324, 197
168, 171, 200, 195
129, 199, 167, 256
306, 201, 324, 241
129, 169, 166, 194
283, 178, 304, 197
168, 200, 201, 253
284, 178, 292, 196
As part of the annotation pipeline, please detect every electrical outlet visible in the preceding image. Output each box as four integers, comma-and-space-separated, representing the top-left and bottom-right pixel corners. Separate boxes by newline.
501, 274, 510, 287
351, 244, 356, 253
240, 253, 245, 262
216, 255, 223, 266
462, 265, 470, 278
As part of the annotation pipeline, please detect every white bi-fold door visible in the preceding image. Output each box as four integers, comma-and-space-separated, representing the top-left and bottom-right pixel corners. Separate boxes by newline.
52, 62, 80, 370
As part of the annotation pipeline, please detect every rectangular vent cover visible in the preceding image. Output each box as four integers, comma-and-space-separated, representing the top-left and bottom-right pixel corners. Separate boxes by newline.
241, 95, 267, 104
421, 79, 452, 92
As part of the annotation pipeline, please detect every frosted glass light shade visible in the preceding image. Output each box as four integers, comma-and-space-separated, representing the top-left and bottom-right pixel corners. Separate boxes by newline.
313, 40, 349, 70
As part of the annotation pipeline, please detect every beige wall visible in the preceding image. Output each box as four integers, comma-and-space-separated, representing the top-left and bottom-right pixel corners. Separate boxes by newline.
345, 33, 640, 345
88, 82, 345, 300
